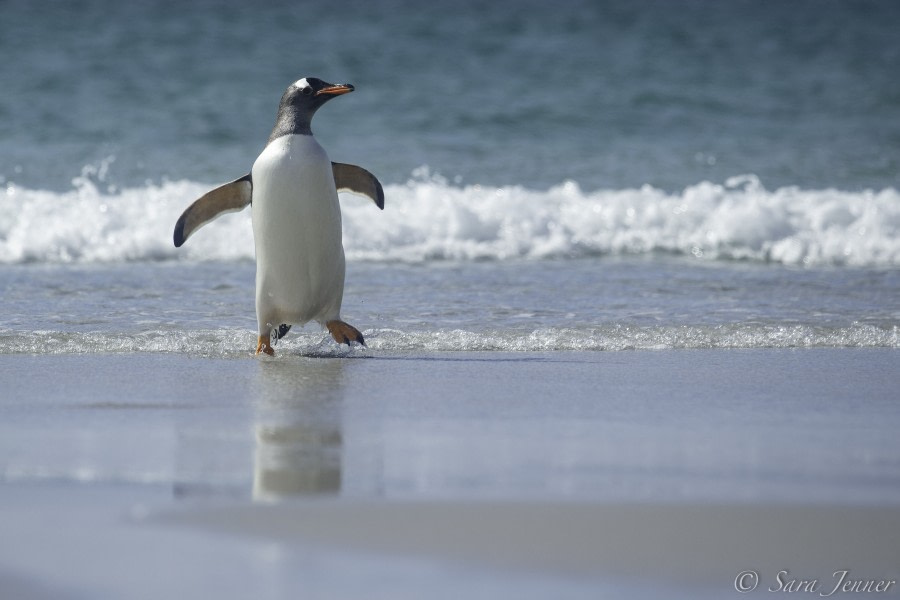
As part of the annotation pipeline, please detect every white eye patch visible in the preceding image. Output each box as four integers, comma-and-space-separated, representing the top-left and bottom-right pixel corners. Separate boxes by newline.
293, 78, 310, 91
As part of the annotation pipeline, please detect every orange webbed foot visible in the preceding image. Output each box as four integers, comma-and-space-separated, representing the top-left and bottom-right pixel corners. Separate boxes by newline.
256, 335, 275, 356
326, 320, 366, 347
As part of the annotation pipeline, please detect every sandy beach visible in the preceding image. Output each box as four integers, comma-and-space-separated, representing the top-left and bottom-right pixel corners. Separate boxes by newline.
1, 348, 898, 599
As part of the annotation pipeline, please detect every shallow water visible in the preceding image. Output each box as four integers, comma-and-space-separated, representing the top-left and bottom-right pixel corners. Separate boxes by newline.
1, 258, 897, 355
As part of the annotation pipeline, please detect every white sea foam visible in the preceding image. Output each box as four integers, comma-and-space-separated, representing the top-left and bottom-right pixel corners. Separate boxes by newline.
2, 169, 899, 266
1, 324, 895, 356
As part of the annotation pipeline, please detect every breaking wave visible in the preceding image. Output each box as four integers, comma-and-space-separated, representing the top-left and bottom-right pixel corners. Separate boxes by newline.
2, 167, 899, 267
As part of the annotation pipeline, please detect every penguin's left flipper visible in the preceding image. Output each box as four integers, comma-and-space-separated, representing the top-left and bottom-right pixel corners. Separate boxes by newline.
332, 162, 384, 210
173, 174, 252, 247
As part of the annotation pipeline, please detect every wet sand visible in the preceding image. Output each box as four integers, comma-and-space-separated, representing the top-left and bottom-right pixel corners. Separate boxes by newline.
157, 498, 900, 585
1, 348, 898, 598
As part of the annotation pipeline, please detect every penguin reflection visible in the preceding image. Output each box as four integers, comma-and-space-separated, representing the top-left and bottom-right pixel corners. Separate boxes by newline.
252, 359, 345, 501
253, 421, 341, 500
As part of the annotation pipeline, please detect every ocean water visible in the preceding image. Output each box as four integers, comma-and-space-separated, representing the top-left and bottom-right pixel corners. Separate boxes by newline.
4, 0, 900, 193
2, 0, 899, 354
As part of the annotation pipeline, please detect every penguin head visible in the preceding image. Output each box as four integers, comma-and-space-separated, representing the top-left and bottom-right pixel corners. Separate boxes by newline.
268, 77, 354, 141
289, 77, 354, 109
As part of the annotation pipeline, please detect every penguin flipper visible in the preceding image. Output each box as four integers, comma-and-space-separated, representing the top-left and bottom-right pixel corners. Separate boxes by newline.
332, 162, 384, 210
173, 174, 252, 247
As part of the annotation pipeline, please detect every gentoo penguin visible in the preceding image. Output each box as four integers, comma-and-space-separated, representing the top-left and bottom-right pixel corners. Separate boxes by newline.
173, 77, 384, 356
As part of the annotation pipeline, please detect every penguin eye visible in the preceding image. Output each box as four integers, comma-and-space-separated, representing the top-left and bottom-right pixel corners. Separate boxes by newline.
301, 86, 313, 96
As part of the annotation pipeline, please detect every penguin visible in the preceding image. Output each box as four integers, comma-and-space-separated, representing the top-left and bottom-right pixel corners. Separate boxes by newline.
173, 77, 384, 356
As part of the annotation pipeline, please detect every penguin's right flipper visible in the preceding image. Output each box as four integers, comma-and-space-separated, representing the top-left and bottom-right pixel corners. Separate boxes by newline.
173, 174, 252, 247
332, 162, 384, 210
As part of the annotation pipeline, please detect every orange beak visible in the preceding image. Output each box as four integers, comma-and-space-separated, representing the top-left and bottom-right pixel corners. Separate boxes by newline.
316, 83, 354, 97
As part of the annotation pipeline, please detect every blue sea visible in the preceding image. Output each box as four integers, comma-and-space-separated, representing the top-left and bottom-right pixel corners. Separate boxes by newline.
2, 0, 899, 354
1, 2, 900, 599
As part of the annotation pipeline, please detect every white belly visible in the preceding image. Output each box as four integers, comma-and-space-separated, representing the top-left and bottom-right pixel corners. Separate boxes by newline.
251, 134, 345, 331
